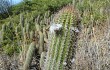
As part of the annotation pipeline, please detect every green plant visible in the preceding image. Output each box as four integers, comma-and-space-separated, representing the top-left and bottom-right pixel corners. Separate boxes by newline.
23, 42, 37, 70
42, 5, 79, 70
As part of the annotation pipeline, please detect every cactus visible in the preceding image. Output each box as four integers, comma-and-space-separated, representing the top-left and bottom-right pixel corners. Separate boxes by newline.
23, 42, 37, 70
39, 31, 44, 54
40, 52, 46, 70
43, 5, 79, 70
1, 24, 6, 42
20, 13, 24, 27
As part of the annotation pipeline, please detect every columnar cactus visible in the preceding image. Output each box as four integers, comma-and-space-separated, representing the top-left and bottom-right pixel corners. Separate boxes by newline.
42, 5, 79, 70
0, 24, 6, 42
23, 42, 37, 70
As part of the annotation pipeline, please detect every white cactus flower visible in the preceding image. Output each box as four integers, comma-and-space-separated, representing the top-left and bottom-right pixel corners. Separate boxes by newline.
49, 23, 62, 34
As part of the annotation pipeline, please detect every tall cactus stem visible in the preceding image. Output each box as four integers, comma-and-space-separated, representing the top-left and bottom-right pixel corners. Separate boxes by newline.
23, 42, 37, 70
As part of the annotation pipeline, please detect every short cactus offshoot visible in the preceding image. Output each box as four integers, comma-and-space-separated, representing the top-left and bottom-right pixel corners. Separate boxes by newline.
43, 5, 80, 70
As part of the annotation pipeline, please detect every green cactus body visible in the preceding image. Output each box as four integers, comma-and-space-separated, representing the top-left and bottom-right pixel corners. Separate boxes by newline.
44, 5, 77, 70
23, 42, 36, 70
20, 13, 24, 27
1, 24, 6, 42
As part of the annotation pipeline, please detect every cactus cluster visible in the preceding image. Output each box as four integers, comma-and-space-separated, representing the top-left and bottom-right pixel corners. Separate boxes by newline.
0, 4, 79, 70
0, 11, 50, 69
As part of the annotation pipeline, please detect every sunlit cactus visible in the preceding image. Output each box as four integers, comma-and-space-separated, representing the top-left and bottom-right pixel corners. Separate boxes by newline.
1, 24, 6, 32
1, 24, 6, 42
39, 31, 44, 54
23, 42, 36, 70
26, 23, 29, 34
43, 5, 79, 70
20, 13, 24, 27
40, 52, 46, 70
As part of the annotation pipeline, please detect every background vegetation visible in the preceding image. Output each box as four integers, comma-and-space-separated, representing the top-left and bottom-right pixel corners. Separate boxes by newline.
0, 0, 72, 26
